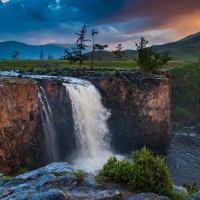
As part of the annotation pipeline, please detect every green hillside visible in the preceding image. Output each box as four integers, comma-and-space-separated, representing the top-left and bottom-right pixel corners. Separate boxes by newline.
123, 32, 200, 61
166, 43, 200, 61
84, 50, 136, 61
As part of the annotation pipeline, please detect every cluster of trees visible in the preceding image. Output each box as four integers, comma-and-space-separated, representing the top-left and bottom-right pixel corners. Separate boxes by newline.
171, 61, 200, 122
11, 49, 53, 60
64, 25, 109, 71
39, 50, 53, 60
10, 24, 172, 75
64, 25, 171, 74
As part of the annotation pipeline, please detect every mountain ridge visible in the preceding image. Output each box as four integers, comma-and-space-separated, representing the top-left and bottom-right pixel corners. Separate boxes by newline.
0, 31, 200, 60
0, 41, 90, 60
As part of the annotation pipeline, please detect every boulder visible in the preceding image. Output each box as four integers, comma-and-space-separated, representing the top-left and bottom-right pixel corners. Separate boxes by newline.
128, 193, 170, 200
0, 162, 122, 200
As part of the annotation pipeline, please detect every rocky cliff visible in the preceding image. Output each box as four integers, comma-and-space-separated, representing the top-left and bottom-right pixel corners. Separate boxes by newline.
0, 74, 172, 174
0, 76, 39, 175
91, 75, 171, 152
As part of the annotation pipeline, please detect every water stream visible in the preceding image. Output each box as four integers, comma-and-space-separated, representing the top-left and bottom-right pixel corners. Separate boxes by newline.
37, 86, 58, 163
164, 123, 200, 186
64, 82, 113, 172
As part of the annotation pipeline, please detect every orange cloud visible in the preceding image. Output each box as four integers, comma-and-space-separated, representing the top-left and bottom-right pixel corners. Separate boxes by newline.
171, 11, 200, 40
101, 0, 200, 41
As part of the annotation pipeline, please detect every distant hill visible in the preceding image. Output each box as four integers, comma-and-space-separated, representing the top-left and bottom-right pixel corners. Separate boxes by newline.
54, 43, 76, 48
153, 33, 200, 61
125, 32, 200, 61
0, 41, 90, 60
1, 31, 200, 61
54, 43, 93, 51
178, 31, 200, 42
84, 50, 136, 61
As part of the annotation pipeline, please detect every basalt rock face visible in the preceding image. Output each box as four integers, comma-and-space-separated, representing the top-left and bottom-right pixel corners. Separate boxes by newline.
0, 76, 39, 175
91, 75, 171, 152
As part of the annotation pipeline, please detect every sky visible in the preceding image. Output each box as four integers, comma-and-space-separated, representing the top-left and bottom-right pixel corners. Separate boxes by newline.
0, 0, 200, 49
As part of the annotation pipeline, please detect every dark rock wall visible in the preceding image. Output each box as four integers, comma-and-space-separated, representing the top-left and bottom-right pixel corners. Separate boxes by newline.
91, 76, 171, 153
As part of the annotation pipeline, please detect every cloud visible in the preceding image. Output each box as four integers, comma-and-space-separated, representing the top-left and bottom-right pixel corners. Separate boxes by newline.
101, 0, 200, 37
1, 0, 9, 3
0, 0, 200, 49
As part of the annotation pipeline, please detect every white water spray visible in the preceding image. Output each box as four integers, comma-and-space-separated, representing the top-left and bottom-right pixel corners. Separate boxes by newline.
64, 81, 113, 172
38, 86, 58, 162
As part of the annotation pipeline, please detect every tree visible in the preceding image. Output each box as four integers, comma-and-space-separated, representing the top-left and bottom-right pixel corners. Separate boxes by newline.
12, 50, 19, 60
40, 50, 44, 60
112, 44, 124, 61
135, 37, 171, 76
48, 54, 53, 60
65, 25, 90, 71
90, 29, 108, 68
172, 62, 200, 121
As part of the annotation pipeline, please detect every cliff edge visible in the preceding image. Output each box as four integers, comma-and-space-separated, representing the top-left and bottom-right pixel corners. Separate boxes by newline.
0, 76, 39, 175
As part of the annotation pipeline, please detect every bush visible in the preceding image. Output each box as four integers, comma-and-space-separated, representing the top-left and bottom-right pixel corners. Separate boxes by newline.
13, 167, 29, 176
130, 146, 173, 193
182, 182, 198, 196
0, 176, 13, 182
96, 146, 173, 195
171, 107, 191, 121
96, 157, 132, 183
172, 63, 200, 122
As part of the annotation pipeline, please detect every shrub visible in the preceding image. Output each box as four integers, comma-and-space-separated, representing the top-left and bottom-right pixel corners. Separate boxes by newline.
182, 182, 198, 196
96, 146, 173, 195
51, 169, 84, 183
96, 157, 131, 183
130, 146, 173, 193
13, 167, 29, 176
0, 176, 13, 182
75, 170, 84, 182
171, 106, 193, 122
159, 188, 185, 200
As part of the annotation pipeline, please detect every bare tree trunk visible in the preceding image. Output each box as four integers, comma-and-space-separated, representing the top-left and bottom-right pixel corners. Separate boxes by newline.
79, 53, 82, 71
90, 48, 95, 68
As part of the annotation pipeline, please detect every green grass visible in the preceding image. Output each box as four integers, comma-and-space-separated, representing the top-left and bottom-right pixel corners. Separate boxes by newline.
0, 59, 191, 72
51, 170, 84, 182
0, 176, 13, 182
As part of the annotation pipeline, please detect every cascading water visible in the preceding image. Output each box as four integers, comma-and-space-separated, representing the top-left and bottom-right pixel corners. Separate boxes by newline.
0, 71, 116, 172
37, 86, 58, 163
64, 81, 113, 172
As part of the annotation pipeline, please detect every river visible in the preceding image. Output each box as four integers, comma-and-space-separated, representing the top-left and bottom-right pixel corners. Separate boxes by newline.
164, 122, 200, 187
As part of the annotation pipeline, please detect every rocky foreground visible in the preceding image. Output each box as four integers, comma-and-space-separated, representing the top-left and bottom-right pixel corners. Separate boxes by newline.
0, 162, 199, 200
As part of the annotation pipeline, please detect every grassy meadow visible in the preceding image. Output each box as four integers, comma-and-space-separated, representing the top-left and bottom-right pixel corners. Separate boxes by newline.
0, 59, 192, 73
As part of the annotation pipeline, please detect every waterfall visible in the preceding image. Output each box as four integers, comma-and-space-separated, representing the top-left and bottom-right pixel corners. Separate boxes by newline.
64, 81, 113, 172
37, 86, 58, 162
